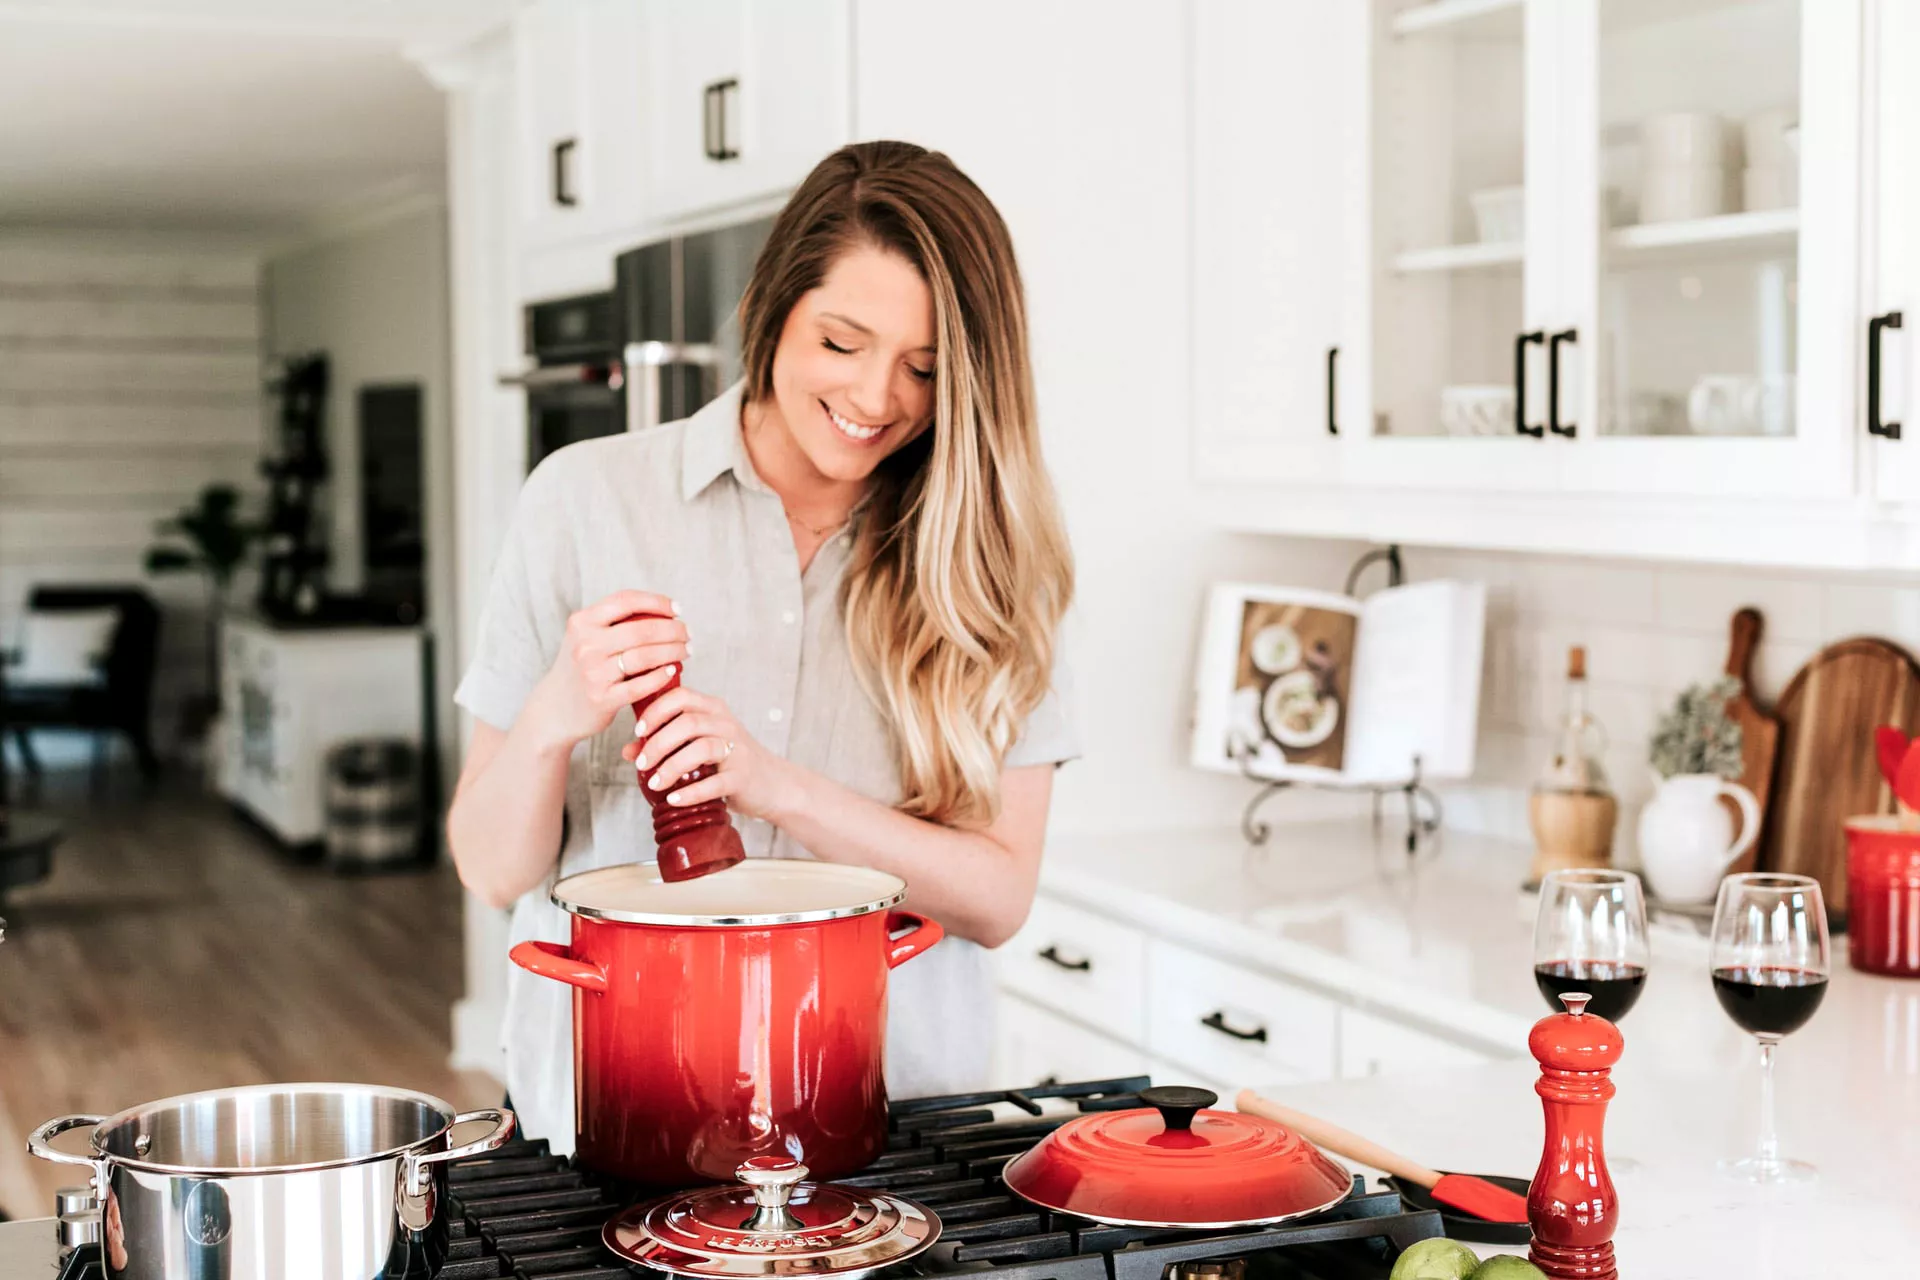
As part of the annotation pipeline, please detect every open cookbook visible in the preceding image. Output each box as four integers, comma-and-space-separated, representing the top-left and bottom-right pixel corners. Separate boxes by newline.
1190, 579, 1487, 785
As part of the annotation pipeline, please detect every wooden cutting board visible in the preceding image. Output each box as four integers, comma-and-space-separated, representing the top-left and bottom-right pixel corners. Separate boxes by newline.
1758, 637, 1920, 921
1721, 608, 1780, 875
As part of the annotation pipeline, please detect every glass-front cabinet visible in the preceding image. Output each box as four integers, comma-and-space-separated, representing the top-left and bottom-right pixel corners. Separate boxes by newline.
1558, 0, 1859, 497
1351, 0, 1564, 491
1345, 0, 1868, 500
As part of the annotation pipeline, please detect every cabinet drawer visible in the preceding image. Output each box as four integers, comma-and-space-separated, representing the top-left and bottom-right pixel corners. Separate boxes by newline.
1146, 941, 1338, 1088
997, 895, 1147, 1044
993, 994, 1152, 1091
1337, 1008, 1494, 1079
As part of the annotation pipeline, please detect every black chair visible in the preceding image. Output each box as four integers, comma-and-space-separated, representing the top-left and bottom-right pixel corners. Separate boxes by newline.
2, 587, 162, 786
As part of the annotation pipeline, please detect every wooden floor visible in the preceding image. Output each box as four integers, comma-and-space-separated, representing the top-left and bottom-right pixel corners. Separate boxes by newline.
0, 772, 498, 1219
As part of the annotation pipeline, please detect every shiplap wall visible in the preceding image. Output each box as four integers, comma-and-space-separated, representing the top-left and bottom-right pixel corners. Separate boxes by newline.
0, 233, 265, 761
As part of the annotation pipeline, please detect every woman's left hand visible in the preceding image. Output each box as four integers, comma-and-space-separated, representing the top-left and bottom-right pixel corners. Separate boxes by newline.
621, 685, 799, 821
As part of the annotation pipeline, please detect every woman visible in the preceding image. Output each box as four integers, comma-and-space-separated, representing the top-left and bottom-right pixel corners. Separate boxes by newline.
448, 140, 1077, 1152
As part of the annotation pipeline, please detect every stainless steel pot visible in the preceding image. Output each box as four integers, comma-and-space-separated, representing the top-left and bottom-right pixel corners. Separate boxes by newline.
27, 1082, 514, 1279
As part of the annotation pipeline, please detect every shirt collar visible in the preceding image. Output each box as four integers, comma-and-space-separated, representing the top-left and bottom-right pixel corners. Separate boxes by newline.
679, 380, 766, 501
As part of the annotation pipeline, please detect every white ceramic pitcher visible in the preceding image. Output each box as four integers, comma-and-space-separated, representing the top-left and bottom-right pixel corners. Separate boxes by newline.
1636, 773, 1762, 903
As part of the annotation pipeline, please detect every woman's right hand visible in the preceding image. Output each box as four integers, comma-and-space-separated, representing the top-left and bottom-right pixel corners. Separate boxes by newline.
521, 589, 689, 754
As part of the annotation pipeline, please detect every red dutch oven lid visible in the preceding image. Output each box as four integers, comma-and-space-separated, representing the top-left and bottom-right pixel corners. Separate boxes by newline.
1002, 1086, 1352, 1228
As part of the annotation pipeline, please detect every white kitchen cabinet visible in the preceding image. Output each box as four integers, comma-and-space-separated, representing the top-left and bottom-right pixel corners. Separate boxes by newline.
1145, 939, 1341, 1087
514, 0, 647, 258
217, 617, 424, 846
1189, 0, 1361, 485
1337, 1007, 1494, 1078
641, 0, 849, 224
997, 895, 1149, 1046
993, 994, 1153, 1092
1193, 0, 1920, 562
1868, 0, 1920, 503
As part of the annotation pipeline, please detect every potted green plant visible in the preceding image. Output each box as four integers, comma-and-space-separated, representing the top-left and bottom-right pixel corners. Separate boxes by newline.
1637, 677, 1759, 903
144, 484, 262, 743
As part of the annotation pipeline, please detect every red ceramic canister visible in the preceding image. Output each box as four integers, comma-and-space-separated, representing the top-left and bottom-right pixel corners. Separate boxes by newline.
510, 859, 943, 1186
1845, 816, 1920, 977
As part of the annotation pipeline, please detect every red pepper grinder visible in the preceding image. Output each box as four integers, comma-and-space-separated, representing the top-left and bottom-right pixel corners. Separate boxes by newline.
627, 613, 745, 882
1527, 991, 1622, 1280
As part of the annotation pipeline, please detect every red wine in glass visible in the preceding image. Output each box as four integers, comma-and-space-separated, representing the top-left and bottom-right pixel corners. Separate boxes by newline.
1534, 959, 1648, 1022
1710, 966, 1828, 1038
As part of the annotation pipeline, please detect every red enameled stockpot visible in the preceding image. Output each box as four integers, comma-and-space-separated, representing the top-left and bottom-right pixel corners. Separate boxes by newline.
510, 859, 943, 1187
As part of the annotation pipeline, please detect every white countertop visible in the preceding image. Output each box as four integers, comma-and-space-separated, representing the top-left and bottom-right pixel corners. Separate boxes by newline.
1040, 820, 1920, 1275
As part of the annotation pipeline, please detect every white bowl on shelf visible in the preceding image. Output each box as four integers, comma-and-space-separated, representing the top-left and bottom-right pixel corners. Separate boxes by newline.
1439, 384, 1516, 437
1469, 186, 1525, 244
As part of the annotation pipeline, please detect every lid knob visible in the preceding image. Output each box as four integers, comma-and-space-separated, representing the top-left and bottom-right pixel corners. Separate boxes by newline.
735, 1156, 807, 1234
1560, 992, 1592, 1017
1138, 1085, 1217, 1133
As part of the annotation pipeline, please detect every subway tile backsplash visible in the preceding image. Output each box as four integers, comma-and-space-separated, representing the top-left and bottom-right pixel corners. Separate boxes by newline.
1391, 544, 1920, 855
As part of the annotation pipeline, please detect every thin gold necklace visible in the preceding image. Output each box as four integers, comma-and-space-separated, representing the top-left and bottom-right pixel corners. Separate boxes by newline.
784, 508, 847, 538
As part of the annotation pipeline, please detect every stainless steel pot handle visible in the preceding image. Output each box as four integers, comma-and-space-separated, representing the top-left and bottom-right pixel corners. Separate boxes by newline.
403, 1108, 516, 1196
27, 1115, 106, 1169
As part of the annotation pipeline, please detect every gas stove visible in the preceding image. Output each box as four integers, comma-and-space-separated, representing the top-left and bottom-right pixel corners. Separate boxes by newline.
12, 1076, 1445, 1280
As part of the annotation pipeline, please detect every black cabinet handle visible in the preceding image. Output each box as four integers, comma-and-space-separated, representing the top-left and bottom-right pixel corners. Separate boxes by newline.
552, 138, 577, 208
1037, 945, 1091, 972
1200, 1010, 1268, 1043
1870, 311, 1904, 441
1548, 328, 1578, 438
1326, 346, 1339, 436
704, 78, 740, 161
1514, 330, 1545, 437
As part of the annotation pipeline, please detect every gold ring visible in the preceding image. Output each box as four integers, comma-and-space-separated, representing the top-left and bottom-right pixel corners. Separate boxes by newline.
616, 650, 630, 676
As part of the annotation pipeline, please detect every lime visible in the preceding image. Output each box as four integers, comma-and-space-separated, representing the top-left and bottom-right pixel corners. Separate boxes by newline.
1471, 1257, 1549, 1280
1388, 1237, 1481, 1280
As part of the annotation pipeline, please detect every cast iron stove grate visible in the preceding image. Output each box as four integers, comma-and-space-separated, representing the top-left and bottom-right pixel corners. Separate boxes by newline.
54, 1077, 1445, 1280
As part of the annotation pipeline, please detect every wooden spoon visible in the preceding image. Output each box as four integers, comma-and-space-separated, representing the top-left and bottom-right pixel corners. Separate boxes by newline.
1236, 1089, 1528, 1225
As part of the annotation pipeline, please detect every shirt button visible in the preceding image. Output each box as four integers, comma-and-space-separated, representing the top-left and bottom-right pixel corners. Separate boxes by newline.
781, 610, 796, 625
767, 707, 785, 723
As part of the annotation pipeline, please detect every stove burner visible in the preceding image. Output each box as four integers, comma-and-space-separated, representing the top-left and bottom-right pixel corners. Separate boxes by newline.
52, 1077, 1446, 1280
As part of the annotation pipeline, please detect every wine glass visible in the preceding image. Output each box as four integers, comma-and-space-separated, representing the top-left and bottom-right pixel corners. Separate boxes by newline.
1709, 872, 1831, 1183
1532, 869, 1651, 1022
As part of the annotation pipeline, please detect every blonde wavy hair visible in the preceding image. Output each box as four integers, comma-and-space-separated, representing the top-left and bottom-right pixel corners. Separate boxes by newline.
739, 141, 1073, 827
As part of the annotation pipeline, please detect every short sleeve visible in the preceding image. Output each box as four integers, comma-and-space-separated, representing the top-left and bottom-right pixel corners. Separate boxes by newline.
1003, 642, 1081, 771
454, 456, 580, 731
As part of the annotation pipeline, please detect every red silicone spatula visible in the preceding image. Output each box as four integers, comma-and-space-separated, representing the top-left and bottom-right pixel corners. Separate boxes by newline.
1236, 1089, 1529, 1224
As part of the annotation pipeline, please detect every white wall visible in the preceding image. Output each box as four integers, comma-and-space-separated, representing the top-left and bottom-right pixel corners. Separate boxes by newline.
262, 203, 458, 800
0, 230, 265, 763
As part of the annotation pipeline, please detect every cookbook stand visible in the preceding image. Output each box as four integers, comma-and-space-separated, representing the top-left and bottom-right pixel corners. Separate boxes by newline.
1233, 750, 1442, 856
1233, 543, 1441, 856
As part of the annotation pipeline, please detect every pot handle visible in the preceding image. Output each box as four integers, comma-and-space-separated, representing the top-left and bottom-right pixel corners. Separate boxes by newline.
510, 939, 608, 993
404, 1108, 517, 1197
885, 910, 944, 968
27, 1115, 106, 1170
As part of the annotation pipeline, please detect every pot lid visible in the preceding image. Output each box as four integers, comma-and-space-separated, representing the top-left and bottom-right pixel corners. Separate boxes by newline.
1002, 1086, 1353, 1228
552, 859, 906, 926
604, 1156, 940, 1278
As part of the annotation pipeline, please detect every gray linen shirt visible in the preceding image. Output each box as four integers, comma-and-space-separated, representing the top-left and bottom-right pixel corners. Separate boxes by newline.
455, 382, 1078, 1152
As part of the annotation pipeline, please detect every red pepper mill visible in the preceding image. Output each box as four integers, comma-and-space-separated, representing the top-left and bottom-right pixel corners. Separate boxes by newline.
1527, 991, 1622, 1280
627, 613, 745, 882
